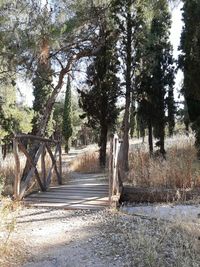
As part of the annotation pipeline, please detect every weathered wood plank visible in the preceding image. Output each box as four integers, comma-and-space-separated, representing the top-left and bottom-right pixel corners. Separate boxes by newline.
24, 196, 109, 203
18, 140, 45, 192
46, 143, 62, 185
13, 139, 21, 200
26, 194, 108, 200
121, 186, 200, 203
41, 145, 46, 189
15, 134, 58, 144
19, 144, 44, 199
58, 143, 62, 184
24, 202, 108, 210
45, 144, 60, 187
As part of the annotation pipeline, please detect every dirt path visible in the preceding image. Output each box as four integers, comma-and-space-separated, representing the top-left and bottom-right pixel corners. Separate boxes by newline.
3, 204, 200, 267
6, 208, 127, 267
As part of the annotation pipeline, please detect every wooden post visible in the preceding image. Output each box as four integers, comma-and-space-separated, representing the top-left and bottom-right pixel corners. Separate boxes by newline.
109, 135, 114, 204
113, 134, 119, 195
58, 143, 62, 185
12, 134, 62, 200
13, 139, 21, 200
46, 144, 61, 186
41, 144, 46, 189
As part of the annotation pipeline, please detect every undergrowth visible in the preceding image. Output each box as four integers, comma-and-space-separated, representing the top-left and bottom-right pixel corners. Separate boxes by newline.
69, 151, 106, 173
0, 197, 20, 266
128, 135, 200, 189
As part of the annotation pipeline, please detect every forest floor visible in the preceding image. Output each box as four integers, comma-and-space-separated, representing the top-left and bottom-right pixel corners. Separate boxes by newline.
1, 142, 200, 266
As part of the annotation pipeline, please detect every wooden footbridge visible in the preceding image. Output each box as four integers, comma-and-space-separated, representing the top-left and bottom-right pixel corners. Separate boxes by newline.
13, 134, 122, 210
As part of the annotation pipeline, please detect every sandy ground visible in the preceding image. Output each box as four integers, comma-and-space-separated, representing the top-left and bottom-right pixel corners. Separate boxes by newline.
121, 203, 200, 222
1, 198, 200, 267
2, 204, 200, 267
2, 208, 133, 267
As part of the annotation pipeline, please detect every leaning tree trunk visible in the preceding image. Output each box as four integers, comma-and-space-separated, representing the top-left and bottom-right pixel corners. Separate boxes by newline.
21, 48, 101, 182
99, 124, 108, 168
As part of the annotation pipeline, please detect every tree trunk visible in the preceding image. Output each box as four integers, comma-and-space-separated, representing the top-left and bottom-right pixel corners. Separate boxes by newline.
64, 139, 69, 154
121, 3, 132, 172
99, 124, 108, 168
158, 87, 166, 158
148, 120, 153, 155
21, 49, 99, 182
160, 127, 165, 157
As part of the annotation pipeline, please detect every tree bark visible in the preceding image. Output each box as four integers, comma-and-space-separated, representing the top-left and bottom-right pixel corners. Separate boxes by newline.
64, 139, 69, 154
148, 119, 153, 155
121, 2, 132, 172
99, 124, 108, 168
157, 86, 166, 158
159, 125, 165, 157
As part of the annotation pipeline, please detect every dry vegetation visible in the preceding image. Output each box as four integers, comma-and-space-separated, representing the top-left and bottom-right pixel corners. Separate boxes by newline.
0, 152, 57, 197
0, 198, 21, 266
128, 135, 200, 189
108, 211, 200, 267
69, 151, 106, 173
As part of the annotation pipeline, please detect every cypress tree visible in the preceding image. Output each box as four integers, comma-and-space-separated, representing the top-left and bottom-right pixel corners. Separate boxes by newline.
62, 76, 73, 153
32, 47, 53, 137
167, 85, 176, 136
179, 0, 200, 156
111, 0, 142, 171
136, 0, 175, 156
78, 22, 120, 168
130, 103, 136, 138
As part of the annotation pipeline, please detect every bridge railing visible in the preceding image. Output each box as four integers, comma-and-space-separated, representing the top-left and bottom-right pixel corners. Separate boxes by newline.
13, 134, 62, 200
109, 134, 123, 207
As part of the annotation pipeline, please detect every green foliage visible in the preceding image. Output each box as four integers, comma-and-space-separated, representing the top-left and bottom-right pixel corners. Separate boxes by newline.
78, 22, 120, 166
136, 0, 175, 154
179, 0, 200, 155
62, 77, 73, 153
32, 61, 53, 137
0, 82, 33, 143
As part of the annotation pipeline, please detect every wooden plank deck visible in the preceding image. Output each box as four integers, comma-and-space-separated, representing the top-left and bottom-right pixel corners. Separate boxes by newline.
23, 173, 109, 210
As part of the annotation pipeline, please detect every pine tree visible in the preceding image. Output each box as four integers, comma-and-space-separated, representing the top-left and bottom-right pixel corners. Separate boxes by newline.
62, 76, 73, 153
179, 0, 200, 156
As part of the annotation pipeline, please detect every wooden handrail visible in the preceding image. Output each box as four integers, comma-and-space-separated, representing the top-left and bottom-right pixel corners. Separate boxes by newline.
109, 134, 123, 207
15, 134, 59, 144
13, 134, 62, 200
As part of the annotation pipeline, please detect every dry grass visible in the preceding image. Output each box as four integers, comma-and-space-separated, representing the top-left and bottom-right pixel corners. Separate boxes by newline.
128, 135, 200, 189
114, 211, 200, 266
0, 152, 58, 197
69, 151, 105, 173
0, 160, 17, 196
0, 197, 21, 266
